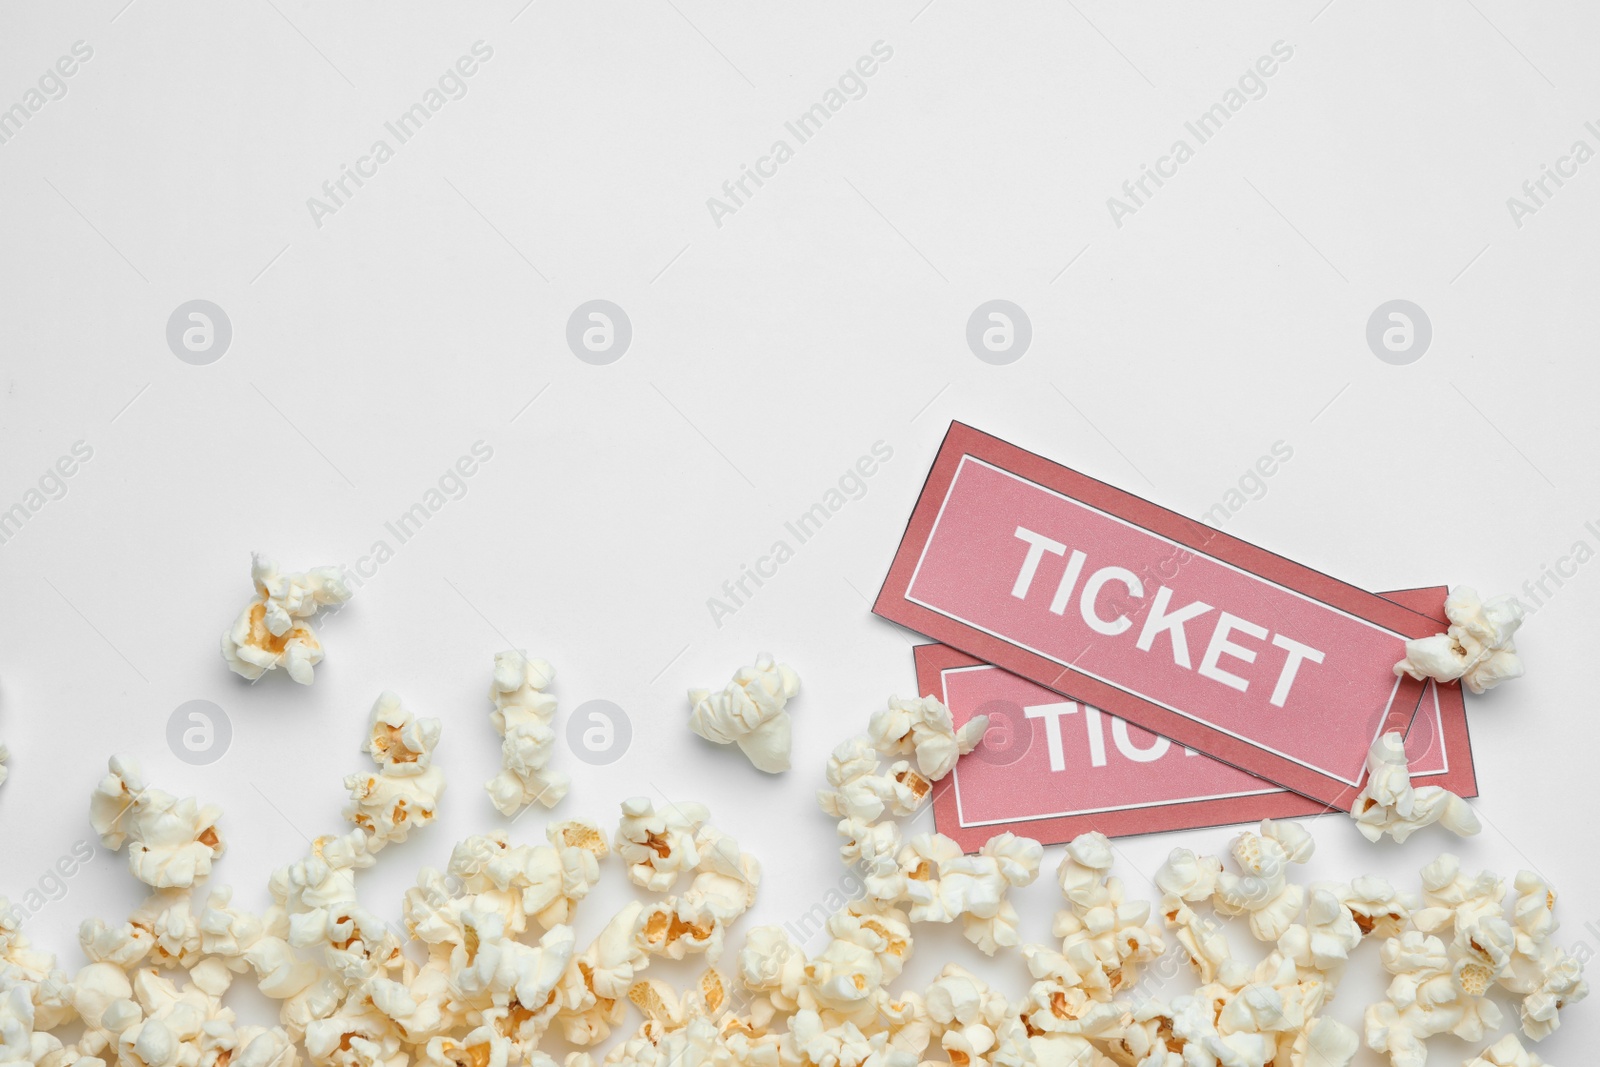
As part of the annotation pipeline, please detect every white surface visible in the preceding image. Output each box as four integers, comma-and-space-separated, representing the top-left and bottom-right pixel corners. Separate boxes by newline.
1, 1, 1596, 1061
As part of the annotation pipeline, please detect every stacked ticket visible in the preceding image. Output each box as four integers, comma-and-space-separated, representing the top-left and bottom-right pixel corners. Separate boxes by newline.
874, 423, 1476, 848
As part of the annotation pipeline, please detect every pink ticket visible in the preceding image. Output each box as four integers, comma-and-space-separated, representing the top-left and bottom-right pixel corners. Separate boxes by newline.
916, 586, 1476, 849
875, 423, 1441, 809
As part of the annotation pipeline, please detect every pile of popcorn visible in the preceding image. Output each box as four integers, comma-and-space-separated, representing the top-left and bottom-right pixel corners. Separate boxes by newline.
0, 645, 1585, 1067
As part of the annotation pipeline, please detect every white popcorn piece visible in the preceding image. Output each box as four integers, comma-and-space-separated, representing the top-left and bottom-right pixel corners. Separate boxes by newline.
802, 938, 884, 1028
1465, 1033, 1549, 1067
1351, 732, 1480, 844
1340, 875, 1416, 940
440, 824, 607, 941
614, 797, 707, 893
1519, 947, 1587, 1041
1213, 821, 1312, 943
1276, 886, 1361, 991
1155, 848, 1222, 903
687, 653, 801, 774
80, 888, 206, 971
1492, 868, 1589, 1041
867, 695, 986, 782
221, 553, 351, 685
1394, 586, 1525, 694
197, 887, 318, 999
817, 737, 932, 827
88, 755, 226, 889
1158, 895, 1236, 987
835, 818, 904, 903
344, 693, 445, 849
891, 832, 1041, 955
737, 926, 805, 1001
1414, 854, 1506, 936
1291, 1017, 1362, 1067
919, 965, 1028, 1067
1018, 946, 1115, 1039
485, 651, 569, 816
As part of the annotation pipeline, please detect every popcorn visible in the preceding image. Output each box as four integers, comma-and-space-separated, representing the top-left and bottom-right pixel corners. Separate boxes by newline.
1465, 1033, 1549, 1067
835, 818, 904, 902
1276, 886, 1361, 991
636, 826, 760, 961
827, 906, 911, 987
1394, 586, 1525, 694
1158, 893, 1235, 986
1364, 929, 1506, 1063
89, 756, 226, 889
687, 654, 800, 774
12, 626, 1591, 1067
1350, 732, 1480, 844
1214, 821, 1312, 943
1413, 856, 1506, 943
803, 939, 884, 1026
1052, 832, 1164, 996
1518, 947, 1586, 1040
891, 832, 1041, 955
1339, 875, 1416, 940
344, 693, 445, 849
614, 798, 707, 893
1499, 871, 1588, 1042
221, 553, 351, 684
867, 696, 986, 781
1155, 848, 1221, 903
80, 888, 204, 971
921, 966, 1028, 1067
485, 652, 570, 816
439, 824, 606, 939
817, 738, 931, 827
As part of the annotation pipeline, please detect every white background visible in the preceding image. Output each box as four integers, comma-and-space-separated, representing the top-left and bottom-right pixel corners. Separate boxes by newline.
1, 1, 1596, 1062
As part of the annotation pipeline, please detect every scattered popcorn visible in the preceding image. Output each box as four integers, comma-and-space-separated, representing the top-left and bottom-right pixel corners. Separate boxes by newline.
89, 755, 226, 889
343, 692, 445, 849
1395, 586, 1525, 694
1351, 731, 1481, 844
485, 651, 570, 816
220, 553, 351, 684
687, 653, 800, 774
4, 632, 1585, 1067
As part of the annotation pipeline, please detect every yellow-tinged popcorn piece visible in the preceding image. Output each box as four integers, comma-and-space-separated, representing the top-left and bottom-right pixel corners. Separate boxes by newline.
220, 553, 351, 685
344, 693, 444, 849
